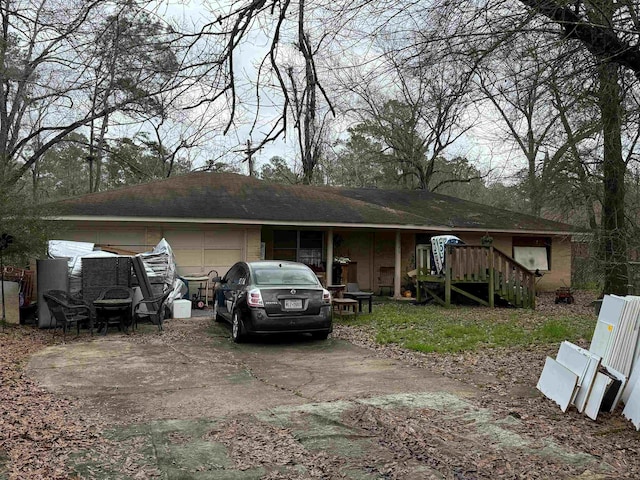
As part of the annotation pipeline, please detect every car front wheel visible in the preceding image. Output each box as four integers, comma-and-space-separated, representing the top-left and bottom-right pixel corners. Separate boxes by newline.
231, 310, 244, 343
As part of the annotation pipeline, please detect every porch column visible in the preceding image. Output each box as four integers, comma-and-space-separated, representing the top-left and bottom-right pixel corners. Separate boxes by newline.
326, 229, 334, 286
394, 230, 402, 298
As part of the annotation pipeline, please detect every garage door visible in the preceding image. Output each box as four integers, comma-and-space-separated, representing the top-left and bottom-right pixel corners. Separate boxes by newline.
162, 228, 244, 276
63, 227, 148, 254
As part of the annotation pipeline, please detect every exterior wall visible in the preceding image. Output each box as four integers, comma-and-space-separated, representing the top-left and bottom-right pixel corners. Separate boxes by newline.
401, 232, 416, 290
58, 224, 150, 253
262, 229, 274, 260
372, 231, 396, 292
57, 221, 260, 277
332, 230, 375, 290
58, 221, 571, 294
457, 232, 512, 254
246, 228, 262, 262
537, 236, 572, 291
458, 232, 569, 292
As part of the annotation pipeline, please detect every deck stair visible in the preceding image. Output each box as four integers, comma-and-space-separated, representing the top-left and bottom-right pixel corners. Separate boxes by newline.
415, 244, 536, 309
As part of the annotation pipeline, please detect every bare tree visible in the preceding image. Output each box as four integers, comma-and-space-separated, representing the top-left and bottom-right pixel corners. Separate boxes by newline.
0, 0, 202, 193
490, 0, 640, 294
338, 48, 477, 190
516, 0, 640, 76
476, 37, 601, 217
285, 25, 332, 185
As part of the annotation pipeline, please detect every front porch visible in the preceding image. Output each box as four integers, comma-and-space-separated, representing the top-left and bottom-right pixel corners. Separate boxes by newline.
261, 227, 555, 308
414, 244, 536, 309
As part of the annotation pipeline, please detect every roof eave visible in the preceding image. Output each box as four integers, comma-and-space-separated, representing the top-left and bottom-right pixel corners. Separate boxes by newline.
49, 215, 575, 236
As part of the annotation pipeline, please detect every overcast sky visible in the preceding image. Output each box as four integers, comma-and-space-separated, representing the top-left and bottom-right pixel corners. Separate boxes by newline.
157, 1, 519, 182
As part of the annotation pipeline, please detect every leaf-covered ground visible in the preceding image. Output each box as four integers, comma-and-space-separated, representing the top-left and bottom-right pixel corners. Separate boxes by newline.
333, 290, 640, 479
2, 291, 640, 479
0, 327, 106, 479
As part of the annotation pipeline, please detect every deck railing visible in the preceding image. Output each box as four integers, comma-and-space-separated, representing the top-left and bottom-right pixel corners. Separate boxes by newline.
445, 244, 535, 308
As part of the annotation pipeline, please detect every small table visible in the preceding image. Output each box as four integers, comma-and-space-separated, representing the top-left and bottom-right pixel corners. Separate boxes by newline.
93, 298, 133, 335
327, 284, 346, 299
343, 292, 373, 313
183, 275, 210, 306
332, 298, 358, 318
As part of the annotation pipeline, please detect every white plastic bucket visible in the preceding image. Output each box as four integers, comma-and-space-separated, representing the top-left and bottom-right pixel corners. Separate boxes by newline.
172, 299, 191, 319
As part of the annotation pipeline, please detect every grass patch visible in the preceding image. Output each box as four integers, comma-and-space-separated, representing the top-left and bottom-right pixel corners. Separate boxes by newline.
339, 302, 595, 354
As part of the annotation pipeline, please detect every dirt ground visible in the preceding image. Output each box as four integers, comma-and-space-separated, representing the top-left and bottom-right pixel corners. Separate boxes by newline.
2, 292, 639, 479
332, 291, 640, 478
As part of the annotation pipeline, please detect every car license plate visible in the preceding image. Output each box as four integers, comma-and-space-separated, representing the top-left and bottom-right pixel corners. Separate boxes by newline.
284, 299, 303, 309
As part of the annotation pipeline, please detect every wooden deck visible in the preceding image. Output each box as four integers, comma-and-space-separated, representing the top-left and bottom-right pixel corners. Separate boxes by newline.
415, 245, 536, 309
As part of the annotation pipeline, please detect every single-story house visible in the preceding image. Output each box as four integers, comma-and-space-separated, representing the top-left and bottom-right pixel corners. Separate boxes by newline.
50, 171, 575, 303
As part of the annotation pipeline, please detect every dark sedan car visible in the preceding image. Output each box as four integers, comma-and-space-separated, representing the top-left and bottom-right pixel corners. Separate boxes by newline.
212, 261, 333, 342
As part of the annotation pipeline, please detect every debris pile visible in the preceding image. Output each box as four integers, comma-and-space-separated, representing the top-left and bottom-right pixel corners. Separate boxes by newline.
46, 238, 183, 304
537, 294, 640, 427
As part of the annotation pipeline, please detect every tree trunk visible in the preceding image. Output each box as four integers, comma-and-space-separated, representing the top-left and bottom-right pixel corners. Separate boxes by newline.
301, 30, 317, 185
526, 122, 542, 216
598, 61, 628, 295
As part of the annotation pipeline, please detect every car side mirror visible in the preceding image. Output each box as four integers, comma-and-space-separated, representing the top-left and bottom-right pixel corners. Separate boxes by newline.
212, 276, 224, 283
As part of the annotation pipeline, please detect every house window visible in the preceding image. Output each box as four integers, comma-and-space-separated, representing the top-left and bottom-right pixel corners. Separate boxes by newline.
273, 230, 324, 267
513, 237, 551, 271
273, 230, 297, 261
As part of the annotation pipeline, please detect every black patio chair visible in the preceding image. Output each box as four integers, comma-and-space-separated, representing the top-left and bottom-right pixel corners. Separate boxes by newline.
43, 290, 94, 341
344, 283, 374, 313
132, 289, 172, 332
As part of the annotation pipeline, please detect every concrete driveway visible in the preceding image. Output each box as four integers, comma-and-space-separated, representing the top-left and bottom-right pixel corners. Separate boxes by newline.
26, 316, 607, 479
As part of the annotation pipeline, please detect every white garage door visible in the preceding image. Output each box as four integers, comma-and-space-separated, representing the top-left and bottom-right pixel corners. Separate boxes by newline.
162, 228, 244, 276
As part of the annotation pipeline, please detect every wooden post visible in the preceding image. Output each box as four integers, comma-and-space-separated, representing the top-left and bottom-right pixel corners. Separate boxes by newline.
245, 139, 254, 177
445, 245, 451, 306
531, 278, 536, 309
394, 230, 402, 298
326, 229, 334, 287
488, 246, 494, 308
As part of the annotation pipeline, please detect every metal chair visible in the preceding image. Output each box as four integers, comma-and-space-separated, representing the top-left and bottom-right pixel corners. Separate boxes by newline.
43, 290, 94, 341
344, 283, 374, 313
133, 290, 172, 331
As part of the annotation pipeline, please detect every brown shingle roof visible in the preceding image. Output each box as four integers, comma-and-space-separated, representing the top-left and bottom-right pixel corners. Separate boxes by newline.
53, 172, 574, 233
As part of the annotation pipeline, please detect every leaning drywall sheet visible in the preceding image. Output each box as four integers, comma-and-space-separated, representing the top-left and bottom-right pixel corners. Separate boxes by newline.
591, 320, 616, 362
623, 297, 640, 375
537, 357, 579, 413
556, 341, 601, 412
590, 295, 625, 360
584, 372, 614, 421
557, 341, 591, 380
608, 296, 640, 376
622, 376, 640, 430
602, 366, 627, 413
624, 360, 640, 404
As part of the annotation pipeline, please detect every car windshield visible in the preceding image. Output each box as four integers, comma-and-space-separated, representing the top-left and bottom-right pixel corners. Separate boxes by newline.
253, 266, 319, 286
